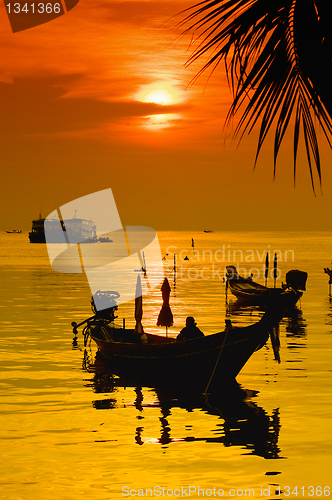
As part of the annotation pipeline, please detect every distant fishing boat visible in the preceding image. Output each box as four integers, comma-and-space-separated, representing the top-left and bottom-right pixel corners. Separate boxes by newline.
28, 213, 97, 243
98, 236, 113, 243
203, 230, 214, 233
6, 229, 22, 234
226, 266, 307, 307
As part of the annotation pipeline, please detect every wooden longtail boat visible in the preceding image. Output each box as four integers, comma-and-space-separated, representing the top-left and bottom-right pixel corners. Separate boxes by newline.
226, 267, 307, 307
76, 301, 289, 391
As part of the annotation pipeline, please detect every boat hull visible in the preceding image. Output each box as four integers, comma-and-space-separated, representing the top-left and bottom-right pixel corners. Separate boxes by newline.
227, 279, 302, 306
86, 312, 278, 390
28, 215, 97, 243
28, 231, 97, 243
28, 231, 46, 243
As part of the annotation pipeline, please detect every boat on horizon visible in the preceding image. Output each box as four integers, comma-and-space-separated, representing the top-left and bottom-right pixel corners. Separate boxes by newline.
6, 229, 22, 234
28, 213, 97, 243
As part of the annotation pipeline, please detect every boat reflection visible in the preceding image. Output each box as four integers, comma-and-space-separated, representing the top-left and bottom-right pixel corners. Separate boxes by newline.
81, 350, 282, 459
225, 299, 262, 323
226, 299, 307, 353
283, 306, 307, 349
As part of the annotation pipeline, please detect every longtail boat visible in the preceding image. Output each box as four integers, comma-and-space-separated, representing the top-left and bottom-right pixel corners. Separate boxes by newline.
73, 294, 291, 391
226, 266, 307, 307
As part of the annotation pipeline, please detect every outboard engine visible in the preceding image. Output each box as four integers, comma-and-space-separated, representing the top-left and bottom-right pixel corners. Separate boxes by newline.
226, 265, 240, 280
91, 290, 120, 321
285, 270, 308, 291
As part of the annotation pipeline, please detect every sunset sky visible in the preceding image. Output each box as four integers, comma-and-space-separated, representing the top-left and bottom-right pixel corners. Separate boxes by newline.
1, 0, 332, 232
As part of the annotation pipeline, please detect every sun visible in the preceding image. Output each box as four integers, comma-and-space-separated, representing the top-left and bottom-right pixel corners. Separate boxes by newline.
144, 89, 174, 105
135, 83, 182, 130
137, 84, 178, 106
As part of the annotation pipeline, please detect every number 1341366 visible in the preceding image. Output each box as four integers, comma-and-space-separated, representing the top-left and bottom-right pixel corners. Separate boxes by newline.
6, 3, 61, 13
277, 486, 330, 497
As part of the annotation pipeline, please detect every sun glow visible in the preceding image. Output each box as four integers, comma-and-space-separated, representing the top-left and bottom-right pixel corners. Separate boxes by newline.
136, 83, 181, 130
144, 113, 180, 130
144, 89, 174, 105
138, 84, 178, 105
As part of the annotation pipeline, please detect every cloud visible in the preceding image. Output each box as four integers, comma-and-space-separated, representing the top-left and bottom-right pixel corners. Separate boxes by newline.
0, 75, 190, 137
80, 0, 188, 27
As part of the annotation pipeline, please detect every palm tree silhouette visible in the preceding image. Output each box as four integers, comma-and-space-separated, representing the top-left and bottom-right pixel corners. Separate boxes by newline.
179, 0, 332, 189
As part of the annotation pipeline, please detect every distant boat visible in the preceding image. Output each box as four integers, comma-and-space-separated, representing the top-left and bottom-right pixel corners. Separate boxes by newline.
226, 266, 307, 307
203, 230, 214, 233
98, 236, 113, 243
6, 229, 22, 234
28, 214, 46, 243
28, 213, 97, 243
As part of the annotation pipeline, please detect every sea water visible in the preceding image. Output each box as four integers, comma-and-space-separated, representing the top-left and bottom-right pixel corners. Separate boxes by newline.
0, 231, 331, 500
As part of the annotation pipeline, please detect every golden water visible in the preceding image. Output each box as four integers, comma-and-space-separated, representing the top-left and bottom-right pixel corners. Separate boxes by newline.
0, 231, 331, 499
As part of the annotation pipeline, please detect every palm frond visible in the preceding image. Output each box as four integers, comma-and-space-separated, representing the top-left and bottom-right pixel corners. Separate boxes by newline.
178, 0, 332, 188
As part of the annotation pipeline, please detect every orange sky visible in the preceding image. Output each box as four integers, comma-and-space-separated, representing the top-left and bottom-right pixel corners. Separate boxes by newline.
1, 0, 331, 231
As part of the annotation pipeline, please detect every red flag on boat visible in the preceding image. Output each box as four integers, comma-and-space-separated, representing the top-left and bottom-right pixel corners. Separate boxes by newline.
157, 277, 173, 336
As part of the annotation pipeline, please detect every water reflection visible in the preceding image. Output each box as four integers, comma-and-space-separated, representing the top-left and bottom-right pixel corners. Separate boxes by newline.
225, 299, 262, 323
326, 295, 332, 332
226, 300, 307, 352
283, 306, 307, 349
82, 351, 282, 459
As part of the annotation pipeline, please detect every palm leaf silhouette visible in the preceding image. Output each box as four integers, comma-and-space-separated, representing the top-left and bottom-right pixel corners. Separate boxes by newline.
179, 0, 332, 189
